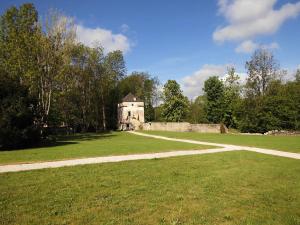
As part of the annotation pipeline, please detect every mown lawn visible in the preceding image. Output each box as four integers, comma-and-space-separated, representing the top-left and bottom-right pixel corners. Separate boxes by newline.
0, 132, 211, 165
140, 131, 300, 153
0, 151, 299, 225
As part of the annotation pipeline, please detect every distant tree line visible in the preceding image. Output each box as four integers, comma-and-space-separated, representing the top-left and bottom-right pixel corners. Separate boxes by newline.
158, 49, 300, 134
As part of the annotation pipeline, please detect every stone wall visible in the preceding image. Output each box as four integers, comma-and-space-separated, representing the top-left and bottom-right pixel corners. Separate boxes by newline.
142, 122, 191, 132
190, 124, 224, 133
142, 122, 226, 133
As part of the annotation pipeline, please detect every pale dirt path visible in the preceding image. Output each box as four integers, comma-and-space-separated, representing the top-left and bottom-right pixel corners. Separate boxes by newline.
0, 131, 299, 174
0, 147, 234, 173
130, 131, 300, 160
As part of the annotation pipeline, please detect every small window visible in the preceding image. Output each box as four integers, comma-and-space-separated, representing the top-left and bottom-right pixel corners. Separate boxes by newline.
132, 104, 134, 106
128, 111, 131, 116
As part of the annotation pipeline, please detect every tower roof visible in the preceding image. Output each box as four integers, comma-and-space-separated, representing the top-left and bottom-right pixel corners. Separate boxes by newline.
122, 93, 142, 102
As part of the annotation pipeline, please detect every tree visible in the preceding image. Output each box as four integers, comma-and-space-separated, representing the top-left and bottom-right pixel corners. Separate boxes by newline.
187, 96, 208, 123
0, 3, 39, 84
0, 72, 40, 149
161, 80, 189, 122
245, 48, 279, 96
36, 11, 76, 126
203, 76, 225, 123
223, 66, 241, 128
102, 50, 126, 130
295, 69, 300, 83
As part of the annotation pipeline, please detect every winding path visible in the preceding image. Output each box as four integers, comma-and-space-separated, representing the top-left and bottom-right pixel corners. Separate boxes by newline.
0, 131, 299, 173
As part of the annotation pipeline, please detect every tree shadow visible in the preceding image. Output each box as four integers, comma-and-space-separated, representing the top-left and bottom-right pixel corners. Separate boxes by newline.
57, 131, 116, 142
0, 131, 118, 151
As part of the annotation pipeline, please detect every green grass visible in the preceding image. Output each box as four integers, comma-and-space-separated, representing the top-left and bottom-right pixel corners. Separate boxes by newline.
0, 151, 299, 225
139, 131, 300, 153
0, 132, 212, 165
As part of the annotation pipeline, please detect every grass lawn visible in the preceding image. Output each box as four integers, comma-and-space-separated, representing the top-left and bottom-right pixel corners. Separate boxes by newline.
0, 132, 212, 165
139, 131, 300, 153
0, 151, 299, 225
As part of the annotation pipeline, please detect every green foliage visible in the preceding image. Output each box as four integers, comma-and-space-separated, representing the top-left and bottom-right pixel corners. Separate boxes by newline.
161, 80, 189, 122
236, 50, 300, 133
0, 4, 42, 149
237, 80, 300, 133
199, 51, 299, 133
0, 73, 40, 149
245, 48, 279, 96
222, 67, 241, 128
187, 96, 208, 123
203, 76, 225, 123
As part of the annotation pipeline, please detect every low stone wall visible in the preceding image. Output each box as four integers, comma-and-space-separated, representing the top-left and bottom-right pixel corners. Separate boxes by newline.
142, 122, 226, 133
142, 122, 191, 132
190, 124, 223, 133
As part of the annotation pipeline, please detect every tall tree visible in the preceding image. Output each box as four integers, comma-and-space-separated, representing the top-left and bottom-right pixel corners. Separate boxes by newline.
0, 3, 39, 85
203, 76, 225, 123
245, 49, 279, 96
161, 80, 189, 122
223, 66, 241, 128
36, 11, 75, 126
101, 50, 126, 130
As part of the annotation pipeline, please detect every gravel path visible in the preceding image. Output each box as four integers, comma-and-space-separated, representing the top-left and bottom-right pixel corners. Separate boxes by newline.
0, 147, 234, 173
0, 131, 299, 173
130, 131, 300, 160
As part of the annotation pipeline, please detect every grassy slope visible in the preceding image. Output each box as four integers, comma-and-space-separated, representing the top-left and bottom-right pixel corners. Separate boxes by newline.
140, 131, 300, 153
0, 132, 211, 165
0, 151, 299, 225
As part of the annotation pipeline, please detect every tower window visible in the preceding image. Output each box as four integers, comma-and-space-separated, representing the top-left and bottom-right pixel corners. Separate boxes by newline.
128, 111, 131, 116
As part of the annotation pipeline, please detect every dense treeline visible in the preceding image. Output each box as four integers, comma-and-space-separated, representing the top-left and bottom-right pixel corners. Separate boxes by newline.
0, 4, 158, 149
0, 3, 299, 149
158, 49, 300, 133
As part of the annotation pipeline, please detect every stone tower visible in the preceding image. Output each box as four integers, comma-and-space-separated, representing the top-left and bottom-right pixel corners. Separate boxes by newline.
117, 93, 144, 130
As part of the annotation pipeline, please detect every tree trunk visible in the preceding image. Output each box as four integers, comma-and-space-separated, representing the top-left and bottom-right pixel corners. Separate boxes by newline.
101, 92, 106, 130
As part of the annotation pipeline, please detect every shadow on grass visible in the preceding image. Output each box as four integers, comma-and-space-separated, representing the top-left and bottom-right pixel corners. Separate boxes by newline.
57, 132, 116, 142
1, 132, 117, 152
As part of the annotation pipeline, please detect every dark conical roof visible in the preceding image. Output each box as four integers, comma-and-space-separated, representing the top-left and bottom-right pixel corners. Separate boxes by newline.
122, 93, 142, 102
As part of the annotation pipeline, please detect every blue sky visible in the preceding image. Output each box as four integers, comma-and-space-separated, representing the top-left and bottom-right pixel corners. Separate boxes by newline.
1, 0, 300, 98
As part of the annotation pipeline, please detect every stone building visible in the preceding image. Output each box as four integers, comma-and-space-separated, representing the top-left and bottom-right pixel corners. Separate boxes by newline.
118, 93, 145, 130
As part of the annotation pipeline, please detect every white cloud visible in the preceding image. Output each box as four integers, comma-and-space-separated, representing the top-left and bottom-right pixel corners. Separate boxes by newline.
76, 25, 131, 54
214, 0, 300, 42
181, 64, 248, 99
181, 64, 227, 99
235, 40, 279, 53
120, 24, 130, 33
235, 40, 258, 53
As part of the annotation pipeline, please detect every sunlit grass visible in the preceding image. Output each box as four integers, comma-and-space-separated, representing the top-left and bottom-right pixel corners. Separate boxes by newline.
0, 151, 299, 224
0, 132, 212, 165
